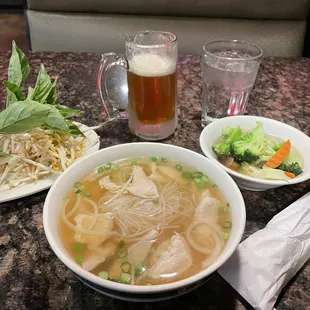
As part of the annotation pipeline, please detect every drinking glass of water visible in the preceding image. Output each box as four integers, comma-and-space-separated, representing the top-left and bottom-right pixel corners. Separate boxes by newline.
202, 40, 263, 126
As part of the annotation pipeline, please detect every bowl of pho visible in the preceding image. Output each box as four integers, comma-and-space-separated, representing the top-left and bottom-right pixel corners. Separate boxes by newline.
43, 142, 245, 301
200, 115, 310, 191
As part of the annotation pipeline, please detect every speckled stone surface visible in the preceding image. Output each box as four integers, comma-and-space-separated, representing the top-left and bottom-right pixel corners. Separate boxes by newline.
0, 52, 310, 310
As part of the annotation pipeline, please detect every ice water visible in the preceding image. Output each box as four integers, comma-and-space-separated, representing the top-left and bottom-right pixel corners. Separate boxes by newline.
202, 51, 259, 126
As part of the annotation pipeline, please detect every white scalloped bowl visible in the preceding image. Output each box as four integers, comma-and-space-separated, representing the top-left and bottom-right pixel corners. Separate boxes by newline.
43, 142, 245, 302
200, 116, 310, 191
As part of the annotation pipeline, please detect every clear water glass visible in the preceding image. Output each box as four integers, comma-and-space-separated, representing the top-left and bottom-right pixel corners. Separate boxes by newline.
202, 40, 263, 126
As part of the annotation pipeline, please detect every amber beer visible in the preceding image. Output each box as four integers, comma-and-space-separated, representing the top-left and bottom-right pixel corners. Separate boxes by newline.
127, 54, 177, 139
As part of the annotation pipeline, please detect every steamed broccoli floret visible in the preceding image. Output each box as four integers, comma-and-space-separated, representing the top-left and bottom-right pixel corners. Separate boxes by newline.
230, 121, 265, 163
277, 162, 303, 176
221, 126, 234, 138
212, 126, 242, 156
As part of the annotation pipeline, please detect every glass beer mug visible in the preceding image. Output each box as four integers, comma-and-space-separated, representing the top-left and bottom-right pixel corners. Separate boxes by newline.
98, 30, 178, 140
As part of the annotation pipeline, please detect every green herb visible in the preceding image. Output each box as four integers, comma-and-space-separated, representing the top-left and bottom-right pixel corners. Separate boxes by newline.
192, 171, 203, 178
3, 80, 25, 106
121, 273, 131, 284
130, 160, 138, 166
83, 190, 91, 198
222, 221, 232, 229
212, 183, 218, 188
121, 261, 131, 273
75, 189, 82, 194
97, 166, 104, 173
74, 182, 82, 188
175, 164, 182, 171
134, 262, 146, 277
116, 240, 125, 249
98, 271, 109, 279
75, 256, 83, 264
111, 165, 120, 171
7, 41, 30, 98
182, 171, 192, 179
223, 232, 230, 240
103, 163, 112, 169
108, 278, 122, 283
118, 248, 128, 259
55, 105, 84, 118
45, 106, 71, 132
160, 157, 168, 163
150, 156, 158, 162
201, 175, 209, 182
66, 122, 85, 137
196, 180, 205, 188
227, 203, 230, 208
73, 242, 84, 252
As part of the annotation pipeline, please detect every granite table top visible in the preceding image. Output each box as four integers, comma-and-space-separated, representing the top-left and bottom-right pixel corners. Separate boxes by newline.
0, 51, 310, 310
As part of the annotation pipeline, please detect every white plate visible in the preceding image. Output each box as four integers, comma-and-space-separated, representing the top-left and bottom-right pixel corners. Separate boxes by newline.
0, 123, 100, 203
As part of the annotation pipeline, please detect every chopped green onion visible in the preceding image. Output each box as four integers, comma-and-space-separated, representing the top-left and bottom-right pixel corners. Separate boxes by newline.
98, 271, 109, 279
150, 156, 158, 162
121, 273, 132, 284
73, 242, 84, 251
116, 240, 125, 249
134, 262, 146, 277
192, 171, 203, 178
75, 256, 83, 264
175, 164, 183, 171
201, 175, 209, 182
223, 232, 230, 240
74, 182, 82, 188
130, 160, 138, 166
75, 189, 82, 194
222, 221, 232, 229
83, 190, 91, 198
121, 261, 131, 273
227, 203, 230, 208
160, 157, 168, 163
103, 163, 112, 169
97, 166, 104, 173
182, 171, 192, 179
112, 165, 120, 171
118, 248, 128, 259
194, 178, 205, 188
108, 278, 122, 283
212, 183, 218, 188
219, 206, 229, 213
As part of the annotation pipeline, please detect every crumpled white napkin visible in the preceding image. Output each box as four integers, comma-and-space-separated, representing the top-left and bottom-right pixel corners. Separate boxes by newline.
218, 192, 310, 310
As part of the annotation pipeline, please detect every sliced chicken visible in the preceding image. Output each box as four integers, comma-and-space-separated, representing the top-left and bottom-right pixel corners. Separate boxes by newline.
74, 212, 113, 246
81, 241, 116, 271
109, 229, 158, 279
127, 166, 159, 198
147, 232, 193, 279
194, 196, 221, 222
99, 176, 122, 192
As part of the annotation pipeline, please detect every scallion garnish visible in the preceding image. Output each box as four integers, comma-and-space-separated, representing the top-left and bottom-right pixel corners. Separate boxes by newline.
227, 203, 230, 208
75, 189, 82, 194
150, 156, 158, 162
182, 171, 192, 179
97, 166, 104, 173
112, 165, 120, 171
74, 182, 82, 188
134, 262, 146, 277
160, 157, 168, 163
121, 261, 131, 273
201, 175, 209, 182
222, 221, 232, 229
192, 171, 203, 178
121, 273, 132, 284
83, 190, 91, 198
223, 232, 230, 240
98, 271, 109, 279
175, 164, 182, 171
118, 248, 128, 259
116, 240, 125, 249
73, 242, 84, 251
212, 183, 218, 188
75, 256, 83, 264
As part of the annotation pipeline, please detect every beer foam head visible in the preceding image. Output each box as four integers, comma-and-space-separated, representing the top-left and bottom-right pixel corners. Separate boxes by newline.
129, 54, 176, 77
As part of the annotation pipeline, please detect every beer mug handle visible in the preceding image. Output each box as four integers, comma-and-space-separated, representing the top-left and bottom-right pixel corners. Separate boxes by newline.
97, 53, 128, 120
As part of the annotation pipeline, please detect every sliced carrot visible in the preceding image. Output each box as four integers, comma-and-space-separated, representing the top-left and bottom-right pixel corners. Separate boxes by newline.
265, 140, 291, 168
284, 171, 295, 179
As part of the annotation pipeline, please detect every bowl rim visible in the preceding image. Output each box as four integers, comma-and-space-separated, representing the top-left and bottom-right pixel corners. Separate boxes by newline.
199, 115, 310, 186
43, 142, 246, 294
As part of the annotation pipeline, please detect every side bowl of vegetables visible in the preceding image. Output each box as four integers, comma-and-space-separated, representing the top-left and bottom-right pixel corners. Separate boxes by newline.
199, 116, 310, 191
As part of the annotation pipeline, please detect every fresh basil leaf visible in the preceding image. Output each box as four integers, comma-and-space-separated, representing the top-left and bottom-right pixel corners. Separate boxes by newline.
56, 105, 84, 119
7, 40, 30, 88
66, 122, 85, 137
0, 100, 51, 134
3, 80, 25, 106
44, 106, 70, 132
27, 86, 35, 100
45, 79, 57, 105
32, 64, 56, 104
